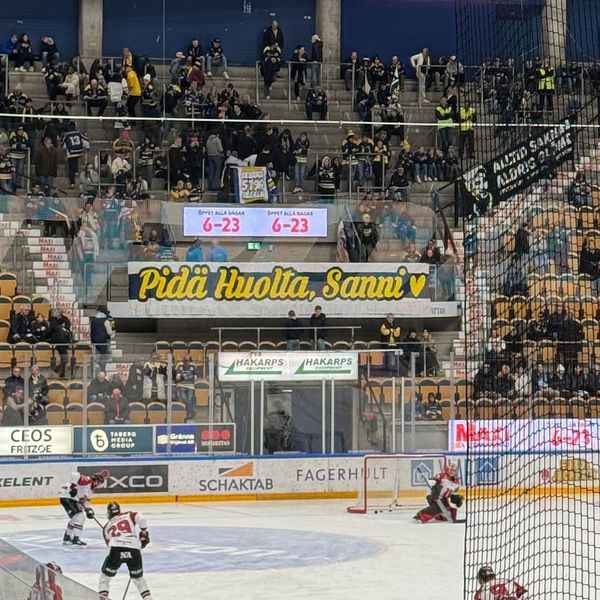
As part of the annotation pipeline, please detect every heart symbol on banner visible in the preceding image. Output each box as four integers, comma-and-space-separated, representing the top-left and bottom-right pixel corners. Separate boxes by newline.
409, 274, 426, 297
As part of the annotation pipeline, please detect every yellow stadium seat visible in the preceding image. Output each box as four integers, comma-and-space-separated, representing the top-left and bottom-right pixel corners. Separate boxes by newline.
0, 273, 17, 297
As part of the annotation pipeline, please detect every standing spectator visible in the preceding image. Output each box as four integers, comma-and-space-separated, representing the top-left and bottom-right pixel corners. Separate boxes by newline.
206, 38, 229, 79
176, 354, 197, 419
48, 310, 71, 378
380, 313, 401, 372
285, 310, 302, 350
305, 86, 328, 120
8, 125, 29, 192
309, 306, 327, 350
206, 131, 224, 190
0, 148, 15, 195
61, 122, 90, 189
104, 388, 130, 424
206, 240, 228, 261
143, 353, 168, 403
186, 62, 205, 90
421, 328, 440, 376
317, 156, 336, 203
292, 131, 310, 193
344, 51, 360, 91
125, 65, 141, 118
310, 34, 323, 87
356, 212, 379, 262
185, 239, 203, 261
410, 48, 430, 103
262, 43, 281, 100
290, 45, 308, 101
372, 139, 390, 188
74, 223, 100, 298
34, 136, 58, 193
558, 311, 582, 366
436, 96, 454, 152
342, 131, 359, 189
537, 57, 555, 113
459, 99, 476, 159
40, 36, 60, 67
169, 52, 187, 85
263, 20, 284, 54
141, 75, 160, 142
138, 135, 158, 189
387, 55, 405, 92
83, 79, 108, 116
90, 307, 113, 372
168, 136, 187, 184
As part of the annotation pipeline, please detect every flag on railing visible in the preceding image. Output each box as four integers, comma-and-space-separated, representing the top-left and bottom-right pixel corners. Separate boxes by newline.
390, 65, 401, 103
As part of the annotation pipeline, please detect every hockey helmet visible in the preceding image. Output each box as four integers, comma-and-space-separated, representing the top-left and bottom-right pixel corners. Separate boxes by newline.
46, 562, 62, 573
107, 501, 121, 519
447, 463, 458, 476
477, 565, 495, 584
91, 472, 105, 488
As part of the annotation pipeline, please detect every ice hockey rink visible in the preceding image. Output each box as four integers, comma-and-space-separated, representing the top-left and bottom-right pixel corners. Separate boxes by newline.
0, 500, 464, 600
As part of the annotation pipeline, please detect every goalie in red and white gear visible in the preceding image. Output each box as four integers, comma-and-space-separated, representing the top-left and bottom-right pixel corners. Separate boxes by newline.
99, 502, 153, 600
58, 472, 104, 546
475, 566, 526, 599
413, 463, 463, 523
28, 563, 63, 600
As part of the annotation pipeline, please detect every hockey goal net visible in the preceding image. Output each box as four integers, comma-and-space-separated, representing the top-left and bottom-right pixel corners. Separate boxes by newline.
347, 453, 447, 513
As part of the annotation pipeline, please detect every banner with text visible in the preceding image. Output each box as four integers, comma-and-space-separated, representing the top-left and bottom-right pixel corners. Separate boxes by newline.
0, 427, 72, 456
122, 262, 457, 318
183, 206, 328, 238
218, 352, 358, 381
233, 166, 272, 204
462, 123, 573, 217
449, 419, 600, 453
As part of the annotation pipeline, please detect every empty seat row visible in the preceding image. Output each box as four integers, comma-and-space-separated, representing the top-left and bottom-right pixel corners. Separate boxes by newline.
44, 401, 189, 425
493, 294, 599, 321
0, 342, 93, 369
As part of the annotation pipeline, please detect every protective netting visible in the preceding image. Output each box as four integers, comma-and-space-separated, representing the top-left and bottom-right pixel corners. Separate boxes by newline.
456, 0, 600, 598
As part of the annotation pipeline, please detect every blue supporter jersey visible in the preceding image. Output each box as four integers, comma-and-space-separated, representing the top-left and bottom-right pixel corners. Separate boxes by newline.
61, 131, 89, 158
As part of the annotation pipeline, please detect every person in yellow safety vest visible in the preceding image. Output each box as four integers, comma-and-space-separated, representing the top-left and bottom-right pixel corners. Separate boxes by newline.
459, 101, 476, 159
435, 96, 455, 152
538, 57, 555, 112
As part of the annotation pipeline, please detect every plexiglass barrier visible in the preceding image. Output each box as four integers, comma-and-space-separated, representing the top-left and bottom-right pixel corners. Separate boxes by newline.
0, 538, 97, 600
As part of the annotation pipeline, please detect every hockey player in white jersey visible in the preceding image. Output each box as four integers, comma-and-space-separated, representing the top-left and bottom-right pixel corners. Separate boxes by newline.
58, 472, 104, 546
28, 563, 63, 600
99, 502, 153, 600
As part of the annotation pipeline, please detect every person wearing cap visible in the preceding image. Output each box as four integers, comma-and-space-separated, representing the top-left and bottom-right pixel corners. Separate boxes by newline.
444, 55, 464, 89
206, 38, 229, 80
169, 51, 187, 85
342, 131, 359, 189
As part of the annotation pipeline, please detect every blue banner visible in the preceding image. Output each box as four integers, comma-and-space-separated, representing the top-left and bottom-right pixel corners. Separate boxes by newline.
73, 426, 154, 454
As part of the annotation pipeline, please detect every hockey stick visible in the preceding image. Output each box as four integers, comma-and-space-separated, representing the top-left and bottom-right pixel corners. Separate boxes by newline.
122, 577, 132, 600
416, 467, 465, 524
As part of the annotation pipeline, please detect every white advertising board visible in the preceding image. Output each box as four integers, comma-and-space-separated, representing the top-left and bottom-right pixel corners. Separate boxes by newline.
0, 427, 73, 456
218, 351, 359, 381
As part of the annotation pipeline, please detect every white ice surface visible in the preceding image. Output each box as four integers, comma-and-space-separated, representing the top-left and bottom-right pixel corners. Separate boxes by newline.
0, 501, 464, 600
